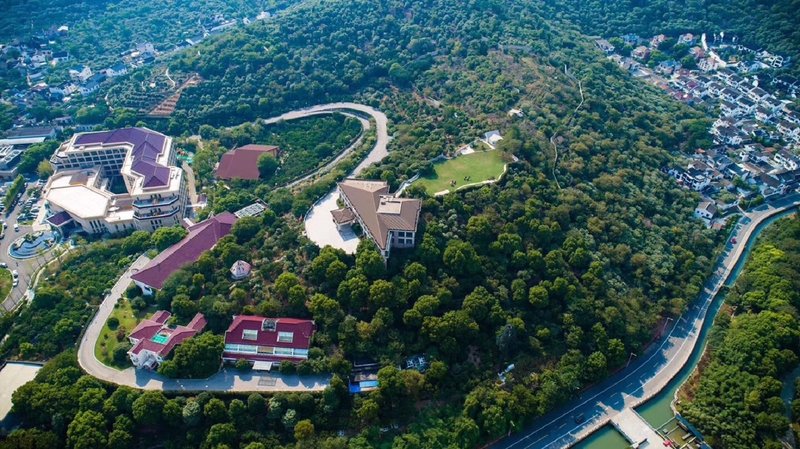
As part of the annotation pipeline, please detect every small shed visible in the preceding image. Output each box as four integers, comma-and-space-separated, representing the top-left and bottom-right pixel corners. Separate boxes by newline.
230, 260, 252, 280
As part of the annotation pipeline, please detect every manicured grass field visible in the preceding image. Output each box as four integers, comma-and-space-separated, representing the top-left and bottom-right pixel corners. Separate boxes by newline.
0, 269, 12, 301
415, 150, 507, 194
95, 298, 153, 369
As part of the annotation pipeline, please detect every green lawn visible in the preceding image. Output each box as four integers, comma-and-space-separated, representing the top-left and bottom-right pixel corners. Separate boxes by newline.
0, 269, 12, 301
415, 150, 508, 194
95, 298, 154, 369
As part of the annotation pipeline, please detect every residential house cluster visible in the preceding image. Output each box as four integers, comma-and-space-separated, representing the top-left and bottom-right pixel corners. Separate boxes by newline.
1, 38, 157, 110
598, 30, 800, 226
664, 144, 800, 225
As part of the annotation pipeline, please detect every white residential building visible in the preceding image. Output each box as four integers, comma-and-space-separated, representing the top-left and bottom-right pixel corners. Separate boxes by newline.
68, 65, 93, 82
694, 200, 717, 220
774, 150, 800, 171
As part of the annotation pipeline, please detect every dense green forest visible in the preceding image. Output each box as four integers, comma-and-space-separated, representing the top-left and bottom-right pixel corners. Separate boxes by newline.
680, 216, 800, 449
0, 0, 299, 67
0, 238, 139, 360
193, 113, 362, 188
541, 0, 800, 76
1, 0, 736, 447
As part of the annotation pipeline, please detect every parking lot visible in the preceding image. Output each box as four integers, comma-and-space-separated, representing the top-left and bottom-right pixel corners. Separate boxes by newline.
0, 178, 51, 313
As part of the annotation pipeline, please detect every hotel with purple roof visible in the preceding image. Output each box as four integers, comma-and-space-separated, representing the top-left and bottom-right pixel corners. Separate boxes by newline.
44, 127, 188, 234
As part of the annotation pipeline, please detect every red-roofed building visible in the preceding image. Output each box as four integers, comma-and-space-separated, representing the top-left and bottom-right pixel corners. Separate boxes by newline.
127, 311, 206, 369
131, 212, 237, 295
223, 316, 315, 364
215, 144, 280, 180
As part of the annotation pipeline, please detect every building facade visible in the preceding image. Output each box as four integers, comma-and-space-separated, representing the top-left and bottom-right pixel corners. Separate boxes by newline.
331, 179, 421, 259
45, 127, 188, 234
223, 316, 315, 365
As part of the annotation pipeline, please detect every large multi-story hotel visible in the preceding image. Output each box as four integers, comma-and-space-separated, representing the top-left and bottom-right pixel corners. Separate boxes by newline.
45, 127, 188, 234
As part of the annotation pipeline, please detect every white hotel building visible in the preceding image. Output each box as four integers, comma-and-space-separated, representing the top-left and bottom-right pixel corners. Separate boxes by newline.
45, 127, 188, 234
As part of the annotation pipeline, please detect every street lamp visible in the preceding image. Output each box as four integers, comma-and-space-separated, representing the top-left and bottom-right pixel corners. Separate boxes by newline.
661, 317, 674, 336
626, 352, 638, 368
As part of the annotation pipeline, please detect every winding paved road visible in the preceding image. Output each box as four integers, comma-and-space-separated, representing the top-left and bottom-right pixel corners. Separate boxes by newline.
292, 103, 392, 253
75, 102, 393, 392
77, 254, 330, 392
493, 194, 800, 449
261, 102, 389, 178
1, 183, 61, 314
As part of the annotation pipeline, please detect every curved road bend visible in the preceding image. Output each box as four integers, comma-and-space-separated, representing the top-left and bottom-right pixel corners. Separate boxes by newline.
78, 254, 330, 392
261, 102, 390, 178
282, 112, 369, 189
494, 194, 800, 449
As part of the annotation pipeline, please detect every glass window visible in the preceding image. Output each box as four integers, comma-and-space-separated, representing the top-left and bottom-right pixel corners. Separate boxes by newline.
242, 329, 258, 340
274, 347, 293, 356
277, 332, 294, 343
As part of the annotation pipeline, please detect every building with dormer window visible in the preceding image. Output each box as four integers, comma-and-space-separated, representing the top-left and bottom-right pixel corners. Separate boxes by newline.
223, 316, 315, 366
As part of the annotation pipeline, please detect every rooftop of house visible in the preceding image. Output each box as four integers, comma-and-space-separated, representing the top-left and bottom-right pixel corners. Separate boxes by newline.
224, 316, 315, 350
6, 126, 56, 139
65, 127, 174, 189
230, 260, 251, 278
129, 311, 206, 357
215, 144, 280, 180
698, 200, 717, 214
131, 212, 238, 289
336, 179, 421, 251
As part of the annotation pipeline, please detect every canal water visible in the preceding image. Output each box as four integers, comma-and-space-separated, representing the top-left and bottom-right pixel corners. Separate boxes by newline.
578, 209, 797, 448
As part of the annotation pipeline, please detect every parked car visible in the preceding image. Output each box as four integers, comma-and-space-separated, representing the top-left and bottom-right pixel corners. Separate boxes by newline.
12, 270, 18, 278
12, 279, 18, 287
13, 223, 19, 232
0, 262, 6, 268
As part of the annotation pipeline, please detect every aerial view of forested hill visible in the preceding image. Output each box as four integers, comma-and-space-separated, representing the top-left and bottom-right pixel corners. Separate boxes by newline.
0, 0, 799, 448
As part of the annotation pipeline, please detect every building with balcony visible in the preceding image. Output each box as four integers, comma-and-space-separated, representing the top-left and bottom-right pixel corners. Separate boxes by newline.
331, 179, 421, 259
223, 316, 315, 367
45, 127, 188, 234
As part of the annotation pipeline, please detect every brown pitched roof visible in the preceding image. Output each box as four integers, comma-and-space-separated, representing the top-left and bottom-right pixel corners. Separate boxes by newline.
338, 179, 421, 251
216, 145, 279, 180
330, 207, 356, 224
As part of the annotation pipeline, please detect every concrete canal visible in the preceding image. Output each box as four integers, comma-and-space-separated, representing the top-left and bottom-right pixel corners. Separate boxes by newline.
580, 208, 798, 448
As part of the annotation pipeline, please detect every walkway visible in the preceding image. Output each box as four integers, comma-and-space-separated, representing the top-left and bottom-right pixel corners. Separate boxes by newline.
610, 408, 665, 447
494, 194, 800, 449
77, 255, 330, 392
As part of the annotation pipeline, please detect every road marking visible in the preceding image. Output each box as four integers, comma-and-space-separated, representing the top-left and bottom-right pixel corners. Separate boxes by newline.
503, 199, 800, 449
